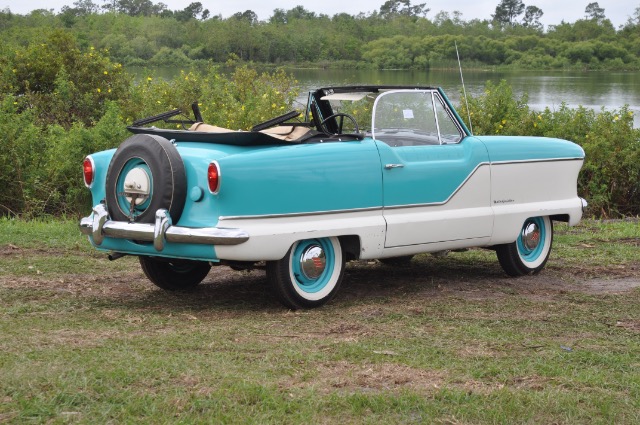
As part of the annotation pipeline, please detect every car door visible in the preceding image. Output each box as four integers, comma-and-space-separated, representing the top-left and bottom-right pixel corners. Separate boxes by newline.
372, 90, 493, 248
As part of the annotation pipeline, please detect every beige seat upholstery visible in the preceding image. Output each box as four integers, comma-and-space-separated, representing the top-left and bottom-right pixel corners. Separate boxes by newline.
188, 122, 235, 133
260, 125, 311, 141
189, 122, 311, 142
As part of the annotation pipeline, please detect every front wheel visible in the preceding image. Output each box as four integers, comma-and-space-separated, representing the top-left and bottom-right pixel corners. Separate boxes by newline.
139, 257, 211, 290
496, 216, 553, 276
267, 237, 345, 309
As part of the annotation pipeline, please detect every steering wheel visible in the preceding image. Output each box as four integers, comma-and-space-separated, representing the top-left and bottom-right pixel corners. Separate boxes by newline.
318, 113, 359, 135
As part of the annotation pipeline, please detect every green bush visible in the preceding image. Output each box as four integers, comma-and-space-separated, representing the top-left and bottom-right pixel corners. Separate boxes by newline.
0, 98, 44, 216
125, 64, 298, 130
1, 29, 131, 129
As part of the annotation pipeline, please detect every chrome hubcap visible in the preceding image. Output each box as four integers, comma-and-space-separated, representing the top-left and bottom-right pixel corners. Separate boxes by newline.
300, 245, 326, 279
123, 167, 150, 205
522, 222, 541, 251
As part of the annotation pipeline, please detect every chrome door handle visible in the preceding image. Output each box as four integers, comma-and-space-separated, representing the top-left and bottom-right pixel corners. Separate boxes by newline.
384, 164, 405, 169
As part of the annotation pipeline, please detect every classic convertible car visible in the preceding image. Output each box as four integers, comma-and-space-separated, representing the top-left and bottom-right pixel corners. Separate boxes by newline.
80, 86, 587, 309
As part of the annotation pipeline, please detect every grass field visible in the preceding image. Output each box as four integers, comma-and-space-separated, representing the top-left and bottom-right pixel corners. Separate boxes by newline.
0, 218, 638, 424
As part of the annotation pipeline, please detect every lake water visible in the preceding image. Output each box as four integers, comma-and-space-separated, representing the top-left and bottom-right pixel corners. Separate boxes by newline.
137, 67, 640, 127
291, 68, 640, 127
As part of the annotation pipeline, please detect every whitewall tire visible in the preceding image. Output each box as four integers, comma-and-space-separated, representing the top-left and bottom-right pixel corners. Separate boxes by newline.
267, 237, 345, 309
496, 216, 553, 276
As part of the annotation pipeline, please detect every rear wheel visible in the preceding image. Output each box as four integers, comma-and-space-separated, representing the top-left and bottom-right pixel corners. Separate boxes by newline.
139, 257, 211, 290
496, 216, 553, 276
267, 237, 345, 309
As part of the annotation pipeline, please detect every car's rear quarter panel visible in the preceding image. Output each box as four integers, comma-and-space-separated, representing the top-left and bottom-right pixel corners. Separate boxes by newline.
212, 139, 387, 261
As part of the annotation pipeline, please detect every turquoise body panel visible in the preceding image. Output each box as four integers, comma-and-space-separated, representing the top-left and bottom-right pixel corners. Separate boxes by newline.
88, 149, 116, 206
93, 238, 216, 261
214, 139, 383, 216
375, 137, 489, 206
475, 136, 585, 162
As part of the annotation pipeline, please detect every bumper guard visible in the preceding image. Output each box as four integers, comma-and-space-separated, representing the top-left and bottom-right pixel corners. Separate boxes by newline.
79, 204, 249, 251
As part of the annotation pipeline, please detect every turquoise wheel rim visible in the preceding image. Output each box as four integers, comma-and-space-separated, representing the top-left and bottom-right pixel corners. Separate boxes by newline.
116, 158, 153, 219
517, 217, 546, 262
291, 238, 336, 294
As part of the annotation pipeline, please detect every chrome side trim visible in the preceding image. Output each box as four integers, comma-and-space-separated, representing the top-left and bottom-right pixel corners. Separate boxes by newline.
491, 157, 584, 165
79, 204, 249, 250
219, 206, 382, 221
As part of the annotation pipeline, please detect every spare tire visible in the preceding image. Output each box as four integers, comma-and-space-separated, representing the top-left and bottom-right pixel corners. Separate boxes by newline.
105, 134, 186, 223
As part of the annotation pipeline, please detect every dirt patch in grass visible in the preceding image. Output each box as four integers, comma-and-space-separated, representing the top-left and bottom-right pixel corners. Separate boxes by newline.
577, 277, 640, 294
1, 247, 639, 308
280, 361, 447, 394
281, 362, 560, 396
615, 319, 640, 333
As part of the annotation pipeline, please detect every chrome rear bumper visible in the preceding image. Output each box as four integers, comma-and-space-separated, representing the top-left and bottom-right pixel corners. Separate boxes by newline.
79, 204, 249, 251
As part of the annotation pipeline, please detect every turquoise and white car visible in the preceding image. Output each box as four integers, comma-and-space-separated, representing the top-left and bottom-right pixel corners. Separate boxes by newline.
80, 86, 587, 309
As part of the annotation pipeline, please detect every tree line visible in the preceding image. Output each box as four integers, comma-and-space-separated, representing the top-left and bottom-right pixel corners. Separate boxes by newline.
1, 1, 640, 70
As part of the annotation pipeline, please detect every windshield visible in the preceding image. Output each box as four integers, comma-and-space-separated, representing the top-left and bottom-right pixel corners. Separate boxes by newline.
307, 88, 464, 144
372, 90, 464, 146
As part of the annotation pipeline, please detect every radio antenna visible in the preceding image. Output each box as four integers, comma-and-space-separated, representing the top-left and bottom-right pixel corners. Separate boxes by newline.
455, 41, 473, 135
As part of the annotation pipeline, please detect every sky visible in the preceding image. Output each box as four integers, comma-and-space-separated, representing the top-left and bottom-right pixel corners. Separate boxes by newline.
1, 0, 638, 29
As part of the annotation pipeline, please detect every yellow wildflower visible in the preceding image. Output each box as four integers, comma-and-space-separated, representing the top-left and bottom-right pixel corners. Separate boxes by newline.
103, 71, 108, 75
97, 88, 101, 93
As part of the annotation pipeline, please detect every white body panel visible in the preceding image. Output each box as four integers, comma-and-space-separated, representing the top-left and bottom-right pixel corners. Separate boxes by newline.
215, 210, 387, 261
383, 165, 493, 247
490, 159, 584, 244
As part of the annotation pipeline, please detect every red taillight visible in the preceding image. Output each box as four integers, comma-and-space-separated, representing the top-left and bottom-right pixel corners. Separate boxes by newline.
83, 156, 95, 188
208, 162, 220, 193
